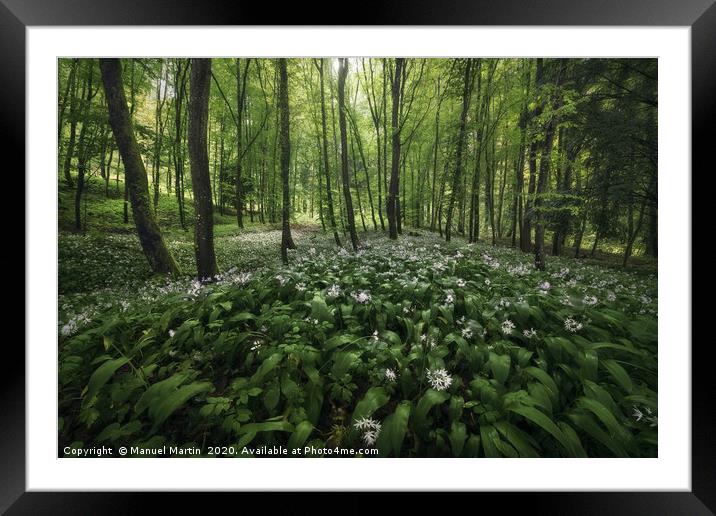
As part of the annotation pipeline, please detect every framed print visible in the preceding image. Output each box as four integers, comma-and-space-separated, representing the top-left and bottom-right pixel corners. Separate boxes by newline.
4, 0, 709, 512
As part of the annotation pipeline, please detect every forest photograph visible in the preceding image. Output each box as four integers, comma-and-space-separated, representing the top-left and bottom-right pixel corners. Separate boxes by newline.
57, 56, 658, 458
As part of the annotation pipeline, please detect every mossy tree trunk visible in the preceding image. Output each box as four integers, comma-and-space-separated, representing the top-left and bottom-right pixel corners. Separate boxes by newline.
188, 58, 219, 280
387, 58, 404, 240
337, 58, 360, 251
279, 58, 296, 264
99, 58, 181, 277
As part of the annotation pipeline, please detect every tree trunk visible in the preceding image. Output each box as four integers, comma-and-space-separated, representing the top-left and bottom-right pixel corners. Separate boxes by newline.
278, 59, 296, 264
338, 59, 360, 250
315, 59, 341, 247
387, 58, 404, 240
99, 58, 181, 276
188, 58, 219, 280
445, 59, 473, 242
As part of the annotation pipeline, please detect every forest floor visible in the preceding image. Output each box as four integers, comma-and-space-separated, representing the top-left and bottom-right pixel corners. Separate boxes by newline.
58, 181, 659, 458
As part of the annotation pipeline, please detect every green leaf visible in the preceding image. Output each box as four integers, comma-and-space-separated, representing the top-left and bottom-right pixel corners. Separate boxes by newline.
449, 421, 468, 457
414, 389, 450, 437
352, 387, 390, 424
508, 404, 585, 457
523, 366, 559, 406
251, 353, 282, 384
287, 421, 314, 450
311, 295, 333, 323
494, 421, 540, 457
602, 359, 633, 393
148, 381, 213, 431
85, 357, 130, 404
488, 353, 511, 384
479, 425, 502, 458
377, 401, 411, 457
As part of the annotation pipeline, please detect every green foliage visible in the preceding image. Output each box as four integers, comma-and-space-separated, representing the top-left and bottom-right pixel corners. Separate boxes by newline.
59, 231, 657, 457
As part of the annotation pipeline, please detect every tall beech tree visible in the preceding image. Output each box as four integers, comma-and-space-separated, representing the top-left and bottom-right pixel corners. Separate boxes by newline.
387, 58, 404, 240
445, 59, 473, 242
315, 58, 341, 247
279, 58, 296, 264
188, 58, 219, 279
338, 58, 360, 251
99, 58, 181, 276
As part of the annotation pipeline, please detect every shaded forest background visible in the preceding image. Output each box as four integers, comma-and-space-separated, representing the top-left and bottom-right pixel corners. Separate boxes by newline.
58, 57, 657, 277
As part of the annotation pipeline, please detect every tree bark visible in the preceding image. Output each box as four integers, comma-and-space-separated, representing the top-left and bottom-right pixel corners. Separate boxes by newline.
315, 59, 341, 247
99, 58, 181, 276
338, 59, 360, 250
387, 58, 404, 240
188, 58, 219, 279
278, 58, 296, 264
445, 59, 473, 242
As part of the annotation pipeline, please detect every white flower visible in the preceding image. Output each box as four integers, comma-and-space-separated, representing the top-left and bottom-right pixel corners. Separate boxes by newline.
456, 278, 466, 288
564, 317, 583, 333
607, 292, 616, 302
353, 417, 382, 447
461, 327, 473, 339
523, 328, 537, 339
501, 319, 516, 335
168, 329, 176, 338
351, 290, 372, 304
484, 278, 491, 286
296, 282, 307, 292
583, 295, 598, 306
250, 339, 262, 351
372, 330, 379, 341
632, 406, 644, 422
538, 281, 551, 291
326, 284, 342, 298
384, 368, 397, 382
444, 290, 455, 304
426, 368, 453, 391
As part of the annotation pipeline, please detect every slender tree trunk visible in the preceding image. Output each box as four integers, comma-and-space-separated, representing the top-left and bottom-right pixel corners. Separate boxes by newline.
337, 59, 360, 250
278, 59, 296, 264
387, 58, 404, 240
62, 60, 80, 189
100, 58, 181, 276
188, 58, 219, 279
74, 61, 95, 231
315, 59, 341, 247
445, 59, 473, 242
236, 59, 251, 228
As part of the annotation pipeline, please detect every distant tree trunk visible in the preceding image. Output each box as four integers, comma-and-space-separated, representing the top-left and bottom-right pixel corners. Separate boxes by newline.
512, 76, 529, 247
623, 191, 647, 267
62, 60, 80, 189
521, 60, 543, 253
74, 61, 94, 230
430, 81, 442, 231
445, 59, 473, 242
534, 60, 564, 271
173, 59, 188, 230
278, 59, 296, 264
338, 59, 360, 250
315, 59, 341, 247
351, 138, 368, 232
235, 58, 250, 229
534, 121, 558, 270
188, 58, 219, 279
99, 58, 181, 276
347, 105, 377, 231
387, 58, 404, 240
152, 63, 169, 213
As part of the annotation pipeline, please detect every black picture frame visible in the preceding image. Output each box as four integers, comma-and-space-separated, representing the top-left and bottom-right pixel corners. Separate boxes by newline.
3, 0, 707, 512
